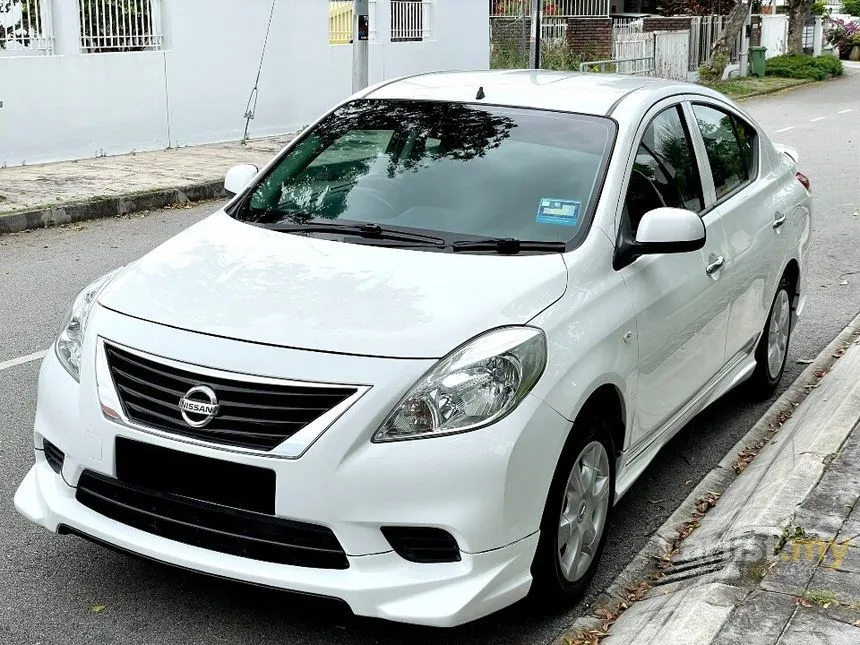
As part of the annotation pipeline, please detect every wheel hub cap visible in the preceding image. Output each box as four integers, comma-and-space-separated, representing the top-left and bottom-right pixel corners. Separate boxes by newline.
767, 290, 791, 380
557, 440, 611, 582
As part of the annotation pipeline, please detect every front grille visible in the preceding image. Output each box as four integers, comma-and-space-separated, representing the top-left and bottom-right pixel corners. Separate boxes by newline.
76, 470, 350, 569
43, 440, 65, 475
381, 527, 462, 563
104, 343, 358, 451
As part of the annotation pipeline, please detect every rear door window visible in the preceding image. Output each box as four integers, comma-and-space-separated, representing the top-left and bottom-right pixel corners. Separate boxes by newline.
692, 104, 758, 201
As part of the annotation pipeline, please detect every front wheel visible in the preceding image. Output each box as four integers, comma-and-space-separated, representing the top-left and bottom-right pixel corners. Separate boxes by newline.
529, 416, 615, 605
747, 279, 793, 399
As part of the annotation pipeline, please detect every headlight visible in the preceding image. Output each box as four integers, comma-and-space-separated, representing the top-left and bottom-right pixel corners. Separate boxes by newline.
373, 327, 547, 442
55, 268, 124, 381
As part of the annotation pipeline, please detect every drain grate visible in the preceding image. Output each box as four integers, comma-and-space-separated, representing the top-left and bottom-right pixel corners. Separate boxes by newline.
652, 550, 731, 586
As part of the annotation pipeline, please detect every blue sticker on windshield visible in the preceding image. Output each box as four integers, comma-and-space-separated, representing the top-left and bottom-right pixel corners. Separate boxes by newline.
536, 198, 581, 227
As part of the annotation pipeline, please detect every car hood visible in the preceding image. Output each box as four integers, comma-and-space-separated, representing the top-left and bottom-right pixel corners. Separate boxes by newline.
98, 212, 568, 359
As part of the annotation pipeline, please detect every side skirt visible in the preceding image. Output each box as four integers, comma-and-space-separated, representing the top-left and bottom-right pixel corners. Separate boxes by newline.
613, 351, 758, 502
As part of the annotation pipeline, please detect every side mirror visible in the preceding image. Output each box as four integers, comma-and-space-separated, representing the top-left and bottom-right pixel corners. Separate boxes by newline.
614, 207, 706, 270
635, 207, 705, 253
224, 164, 259, 196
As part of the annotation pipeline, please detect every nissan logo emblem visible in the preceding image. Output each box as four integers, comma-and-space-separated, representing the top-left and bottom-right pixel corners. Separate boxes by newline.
178, 385, 220, 428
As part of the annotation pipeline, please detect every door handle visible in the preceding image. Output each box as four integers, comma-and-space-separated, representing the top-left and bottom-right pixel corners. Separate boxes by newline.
706, 256, 725, 276
773, 212, 787, 229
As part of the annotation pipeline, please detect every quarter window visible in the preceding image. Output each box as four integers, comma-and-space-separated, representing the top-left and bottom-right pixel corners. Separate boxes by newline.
624, 106, 703, 235
692, 105, 757, 201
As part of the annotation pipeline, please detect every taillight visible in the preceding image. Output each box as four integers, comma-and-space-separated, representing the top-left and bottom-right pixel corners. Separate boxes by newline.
796, 172, 810, 192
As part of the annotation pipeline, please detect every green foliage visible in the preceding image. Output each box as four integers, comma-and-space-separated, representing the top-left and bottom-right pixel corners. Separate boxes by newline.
843, 0, 860, 16
810, 0, 828, 14
490, 40, 585, 72
765, 54, 844, 80
490, 44, 529, 70
539, 40, 584, 72
698, 54, 728, 85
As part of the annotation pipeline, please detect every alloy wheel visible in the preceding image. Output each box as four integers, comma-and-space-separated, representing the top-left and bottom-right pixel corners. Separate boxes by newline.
557, 440, 611, 582
767, 289, 791, 380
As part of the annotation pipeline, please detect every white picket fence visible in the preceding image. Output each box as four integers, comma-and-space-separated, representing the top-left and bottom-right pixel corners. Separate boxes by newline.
654, 30, 689, 80
612, 28, 655, 74
610, 15, 743, 78
608, 20, 688, 80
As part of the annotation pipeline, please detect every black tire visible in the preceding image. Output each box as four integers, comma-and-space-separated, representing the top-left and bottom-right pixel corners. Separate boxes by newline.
529, 411, 616, 607
746, 278, 793, 400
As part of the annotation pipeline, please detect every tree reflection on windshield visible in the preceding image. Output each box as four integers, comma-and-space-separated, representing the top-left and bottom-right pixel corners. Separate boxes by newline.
247, 100, 518, 222
238, 98, 614, 248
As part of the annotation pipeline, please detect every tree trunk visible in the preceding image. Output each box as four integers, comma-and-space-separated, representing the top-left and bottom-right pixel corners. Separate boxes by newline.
708, 0, 750, 66
787, 0, 815, 55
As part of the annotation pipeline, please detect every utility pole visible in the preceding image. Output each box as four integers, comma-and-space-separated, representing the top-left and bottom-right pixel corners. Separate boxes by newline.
528, 0, 542, 69
738, 6, 751, 78
352, 0, 370, 93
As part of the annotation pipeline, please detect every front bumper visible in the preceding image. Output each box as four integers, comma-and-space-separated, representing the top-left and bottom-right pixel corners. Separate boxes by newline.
15, 309, 573, 626
15, 460, 538, 627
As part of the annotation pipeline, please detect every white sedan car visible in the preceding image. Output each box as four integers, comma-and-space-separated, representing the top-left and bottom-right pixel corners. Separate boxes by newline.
15, 70, 811, 627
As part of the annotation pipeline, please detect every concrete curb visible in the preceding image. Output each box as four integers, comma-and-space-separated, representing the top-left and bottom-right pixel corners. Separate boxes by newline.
555, 309, 860, 644
0, 180, 227, 236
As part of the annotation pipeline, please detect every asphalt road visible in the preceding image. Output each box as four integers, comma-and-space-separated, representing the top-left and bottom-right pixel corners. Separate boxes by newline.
2, 70, 859, 645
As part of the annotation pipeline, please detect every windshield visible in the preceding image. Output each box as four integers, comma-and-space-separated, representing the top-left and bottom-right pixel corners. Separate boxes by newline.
232, 99, 615, 250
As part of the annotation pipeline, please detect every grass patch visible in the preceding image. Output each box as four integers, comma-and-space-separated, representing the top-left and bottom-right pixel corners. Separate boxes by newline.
709, 76, 813, 99
802, 589, 839, 608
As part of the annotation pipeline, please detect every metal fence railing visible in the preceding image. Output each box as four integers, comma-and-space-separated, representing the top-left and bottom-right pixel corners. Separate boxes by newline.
490, 0, 609, 17
0, 0, 54, 55
391, 0, 428, 42
79, 0, 163, 53
580, 56, 655, 75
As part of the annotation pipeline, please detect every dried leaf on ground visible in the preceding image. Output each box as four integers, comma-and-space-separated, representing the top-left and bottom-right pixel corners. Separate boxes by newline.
626, 581, 651, 602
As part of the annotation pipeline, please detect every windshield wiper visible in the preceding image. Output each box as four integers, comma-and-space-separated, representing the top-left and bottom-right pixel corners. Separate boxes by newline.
451, 238, 567, 254
258, 221, 446, 246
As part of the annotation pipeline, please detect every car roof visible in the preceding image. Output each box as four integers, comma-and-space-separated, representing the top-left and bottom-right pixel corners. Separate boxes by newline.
364, 69, 698, 117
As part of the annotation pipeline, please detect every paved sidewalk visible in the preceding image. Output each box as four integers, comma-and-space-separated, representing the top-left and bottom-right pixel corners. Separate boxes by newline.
561, 317, 860, 645
0, 134, 295, 234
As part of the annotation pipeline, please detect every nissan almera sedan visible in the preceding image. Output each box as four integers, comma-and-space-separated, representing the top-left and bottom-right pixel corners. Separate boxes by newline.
15, 70, 811, 627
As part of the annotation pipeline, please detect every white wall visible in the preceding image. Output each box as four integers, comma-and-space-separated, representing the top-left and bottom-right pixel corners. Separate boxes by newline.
0, 0, 489, 166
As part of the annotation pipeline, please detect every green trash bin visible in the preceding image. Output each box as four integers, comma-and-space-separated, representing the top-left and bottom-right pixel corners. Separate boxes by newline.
749, 46, 767, 78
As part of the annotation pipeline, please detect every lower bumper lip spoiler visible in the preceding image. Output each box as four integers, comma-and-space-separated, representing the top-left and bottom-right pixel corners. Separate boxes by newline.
56, 524, 354, 615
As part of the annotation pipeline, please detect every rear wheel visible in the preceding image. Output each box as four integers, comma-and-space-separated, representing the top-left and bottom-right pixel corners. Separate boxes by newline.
747, 279, 793, 399
530, 413, 615, 605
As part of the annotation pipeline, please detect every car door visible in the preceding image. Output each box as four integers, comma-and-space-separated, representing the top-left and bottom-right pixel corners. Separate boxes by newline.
616, 101, 732, 449
688, 102, 786, 363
